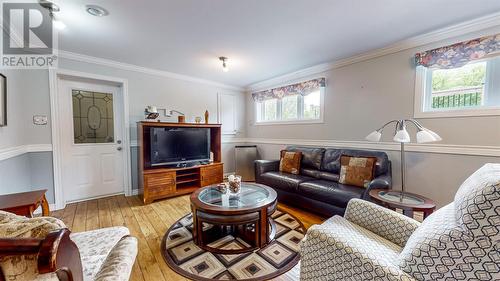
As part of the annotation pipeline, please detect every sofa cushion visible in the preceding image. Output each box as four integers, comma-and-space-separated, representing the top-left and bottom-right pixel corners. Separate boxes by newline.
321, 149, 342, 173
321, 149, 389, 177
259, 171, 315, 192
279, 150, 302, 175
318, 171, 339, 182
301, 168, 321, 178
285, 146, 325, 170
298, 180, 365, 207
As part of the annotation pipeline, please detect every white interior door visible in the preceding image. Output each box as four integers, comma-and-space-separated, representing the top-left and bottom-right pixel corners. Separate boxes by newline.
58, 78, 125, 202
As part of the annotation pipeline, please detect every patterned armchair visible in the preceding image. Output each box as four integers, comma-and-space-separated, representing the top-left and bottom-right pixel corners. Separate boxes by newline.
300, 163, 500, 281
0, 211, 138, 281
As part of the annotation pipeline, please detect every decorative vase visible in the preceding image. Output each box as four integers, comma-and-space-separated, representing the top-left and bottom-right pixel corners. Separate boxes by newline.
204, 110, 209, 124
178, 115, 185, 123
228, 175, 242, 195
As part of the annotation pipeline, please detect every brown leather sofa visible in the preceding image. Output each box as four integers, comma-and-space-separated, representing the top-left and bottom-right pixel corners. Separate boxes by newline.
255, 146, 392, 216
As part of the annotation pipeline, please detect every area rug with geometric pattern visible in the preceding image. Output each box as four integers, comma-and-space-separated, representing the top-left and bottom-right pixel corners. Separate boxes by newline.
161, 209, 305, 281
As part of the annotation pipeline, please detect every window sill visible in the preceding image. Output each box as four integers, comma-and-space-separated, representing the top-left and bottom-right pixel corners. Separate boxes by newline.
254, 119, 324, 126
414, 107, 500, 118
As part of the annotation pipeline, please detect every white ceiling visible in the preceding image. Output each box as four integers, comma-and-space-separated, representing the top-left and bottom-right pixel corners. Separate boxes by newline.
55, 0, 500, 87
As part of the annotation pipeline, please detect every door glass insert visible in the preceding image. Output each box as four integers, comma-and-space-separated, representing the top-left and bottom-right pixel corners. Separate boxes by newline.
72, 90, 114, 144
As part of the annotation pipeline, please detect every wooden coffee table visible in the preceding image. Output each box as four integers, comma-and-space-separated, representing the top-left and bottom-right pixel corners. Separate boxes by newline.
0, 189, 50, 217
190, 183, 277, 254
369, 188, 436, 220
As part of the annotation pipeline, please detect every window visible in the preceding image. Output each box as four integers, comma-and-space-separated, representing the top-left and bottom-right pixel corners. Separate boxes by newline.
72, 90, 114, 143
255, 89, 323, 124
414, 34, 500, 118
416, 58, 500, 117
428, 61, 486, 110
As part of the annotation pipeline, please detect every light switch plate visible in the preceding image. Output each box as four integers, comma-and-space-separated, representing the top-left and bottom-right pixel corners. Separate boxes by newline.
33, 115, 48, 125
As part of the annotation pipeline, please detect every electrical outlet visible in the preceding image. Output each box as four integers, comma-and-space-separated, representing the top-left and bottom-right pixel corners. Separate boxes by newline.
33, 115, 48, 125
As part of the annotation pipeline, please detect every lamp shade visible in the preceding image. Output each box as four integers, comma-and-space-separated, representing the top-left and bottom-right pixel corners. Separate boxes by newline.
424, 128, 442, 141
393, 128, 411, 143
416, 129, 436, 143
365, 130, 382, 142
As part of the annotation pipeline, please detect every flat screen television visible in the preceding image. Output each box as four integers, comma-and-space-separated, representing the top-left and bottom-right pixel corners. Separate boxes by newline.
149, 127, 210, 167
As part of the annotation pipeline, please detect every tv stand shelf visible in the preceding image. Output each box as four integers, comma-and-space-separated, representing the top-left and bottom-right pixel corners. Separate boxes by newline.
137, 122, 223, 204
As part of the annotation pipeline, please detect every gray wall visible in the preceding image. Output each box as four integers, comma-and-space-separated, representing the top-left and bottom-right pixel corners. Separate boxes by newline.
0, 70, 51, 150
0, 152, 55, 203
245, 28, 500, 208
0, 69, 54, 203
246, 28, 500, 146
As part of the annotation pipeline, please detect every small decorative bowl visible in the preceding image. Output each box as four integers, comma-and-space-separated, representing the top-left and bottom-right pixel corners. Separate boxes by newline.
216, 183, 228, 194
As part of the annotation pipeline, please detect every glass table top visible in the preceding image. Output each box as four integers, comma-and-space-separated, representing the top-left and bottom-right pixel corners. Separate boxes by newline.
198, 184, 270, 208
378, 191, 425, 205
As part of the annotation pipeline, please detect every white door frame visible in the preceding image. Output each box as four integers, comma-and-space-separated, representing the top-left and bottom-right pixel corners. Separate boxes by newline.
49, 69, 131, 210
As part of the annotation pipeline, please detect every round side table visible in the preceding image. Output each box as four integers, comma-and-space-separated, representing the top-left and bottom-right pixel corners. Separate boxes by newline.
369, 189, 436, 220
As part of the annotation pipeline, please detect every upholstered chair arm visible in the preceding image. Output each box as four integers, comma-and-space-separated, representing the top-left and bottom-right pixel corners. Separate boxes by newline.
254, 160, 280, 180
344, 199, 420, 247
300, 221, 415, 281
94, 236, 138, 281
0, 228, 83, 281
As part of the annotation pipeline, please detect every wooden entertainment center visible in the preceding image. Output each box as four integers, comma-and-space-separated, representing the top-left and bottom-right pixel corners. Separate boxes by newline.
137, 122, 223, 204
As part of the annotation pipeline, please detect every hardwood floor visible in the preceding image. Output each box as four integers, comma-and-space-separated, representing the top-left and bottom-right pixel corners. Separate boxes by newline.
49, 195, 325, 281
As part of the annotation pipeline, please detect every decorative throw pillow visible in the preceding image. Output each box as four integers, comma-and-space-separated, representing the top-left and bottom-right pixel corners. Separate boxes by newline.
339, 155, 376, 188
279, 150, 302, 175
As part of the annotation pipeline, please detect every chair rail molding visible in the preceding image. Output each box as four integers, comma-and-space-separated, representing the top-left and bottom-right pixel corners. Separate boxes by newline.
247, 12, 500, 91
223, 138, 500, 157
2, 139, 497, 160
0, 144, 53, 161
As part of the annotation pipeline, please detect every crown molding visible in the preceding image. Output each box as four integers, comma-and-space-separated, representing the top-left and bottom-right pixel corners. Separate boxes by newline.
57, 50, 245, 92
247, 11, 500, 92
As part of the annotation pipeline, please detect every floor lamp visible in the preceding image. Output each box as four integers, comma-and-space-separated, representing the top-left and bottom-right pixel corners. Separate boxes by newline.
365, 119, 442, 202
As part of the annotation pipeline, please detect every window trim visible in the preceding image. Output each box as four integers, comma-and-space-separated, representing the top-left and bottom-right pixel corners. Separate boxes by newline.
254, 88, 325, 125
414, 65, 500, 118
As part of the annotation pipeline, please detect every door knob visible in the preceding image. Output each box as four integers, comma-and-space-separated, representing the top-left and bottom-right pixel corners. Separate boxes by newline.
117, 140, 122, 144
117, 147, 123, 151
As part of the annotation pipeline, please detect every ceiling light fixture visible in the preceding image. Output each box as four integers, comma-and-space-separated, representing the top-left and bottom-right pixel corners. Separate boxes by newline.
219, 57, 229, 72
86, 5, 109, 17
39, 0, 66, 30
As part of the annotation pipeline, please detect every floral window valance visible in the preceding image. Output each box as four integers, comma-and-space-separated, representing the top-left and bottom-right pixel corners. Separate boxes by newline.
415, 33, 500, 69
251, 78, 326, 102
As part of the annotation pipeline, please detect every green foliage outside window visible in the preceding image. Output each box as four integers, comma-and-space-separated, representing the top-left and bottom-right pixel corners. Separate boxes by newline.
432, 62, 486, 91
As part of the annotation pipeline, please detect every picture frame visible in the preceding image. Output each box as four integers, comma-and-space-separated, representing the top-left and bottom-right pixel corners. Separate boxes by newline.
0, 74, 5, 127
